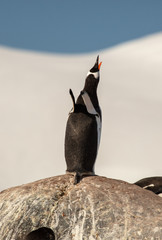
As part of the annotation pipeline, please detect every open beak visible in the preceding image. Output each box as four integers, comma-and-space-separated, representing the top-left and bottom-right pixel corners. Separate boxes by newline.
90, 55, 102, 72
98, 61, 102, 70
95, 55, 102, 70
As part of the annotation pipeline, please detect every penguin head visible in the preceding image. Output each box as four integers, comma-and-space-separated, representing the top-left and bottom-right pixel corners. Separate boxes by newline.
83, 56, 102, 93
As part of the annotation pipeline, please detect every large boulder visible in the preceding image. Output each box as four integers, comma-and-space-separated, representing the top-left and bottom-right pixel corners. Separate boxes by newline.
0, 174, 162, 239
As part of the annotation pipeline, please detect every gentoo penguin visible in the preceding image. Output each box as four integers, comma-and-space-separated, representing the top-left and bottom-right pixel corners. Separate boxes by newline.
135, 177, 162, 197
65, 56, 102, 184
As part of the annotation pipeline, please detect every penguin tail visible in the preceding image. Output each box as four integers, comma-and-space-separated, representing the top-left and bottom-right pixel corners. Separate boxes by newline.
69, 89, 76, 112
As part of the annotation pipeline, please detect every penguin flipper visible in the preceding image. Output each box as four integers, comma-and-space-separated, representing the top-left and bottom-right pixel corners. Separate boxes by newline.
81, 90, 98, 115
69, 89, 76, 112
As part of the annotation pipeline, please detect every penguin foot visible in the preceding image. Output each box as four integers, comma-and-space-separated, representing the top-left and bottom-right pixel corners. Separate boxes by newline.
66, 171, 95, 185
74, 172, 82, 185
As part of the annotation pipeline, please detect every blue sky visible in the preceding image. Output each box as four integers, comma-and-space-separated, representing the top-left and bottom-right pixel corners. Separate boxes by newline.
0, 1, 162, 53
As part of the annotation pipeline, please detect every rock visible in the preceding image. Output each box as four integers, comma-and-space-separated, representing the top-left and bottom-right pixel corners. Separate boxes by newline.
0, 175, 162, 240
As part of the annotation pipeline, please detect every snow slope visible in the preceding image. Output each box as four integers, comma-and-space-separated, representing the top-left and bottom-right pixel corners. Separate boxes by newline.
0, 33, 162, 190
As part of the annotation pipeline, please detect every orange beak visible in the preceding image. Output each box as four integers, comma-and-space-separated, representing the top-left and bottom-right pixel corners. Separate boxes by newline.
98, 62, 102, 70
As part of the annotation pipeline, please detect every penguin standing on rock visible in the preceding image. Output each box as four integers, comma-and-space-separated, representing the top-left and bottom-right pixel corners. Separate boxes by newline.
65, 56, 102, 184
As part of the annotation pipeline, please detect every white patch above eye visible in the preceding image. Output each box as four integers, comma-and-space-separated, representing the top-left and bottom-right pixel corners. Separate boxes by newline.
87, 71, 99, 79
158, 193, 162, 197
143, 184, 155, 189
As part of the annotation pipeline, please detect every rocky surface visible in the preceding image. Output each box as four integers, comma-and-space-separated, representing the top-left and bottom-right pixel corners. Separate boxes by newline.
0, 174, 162, 240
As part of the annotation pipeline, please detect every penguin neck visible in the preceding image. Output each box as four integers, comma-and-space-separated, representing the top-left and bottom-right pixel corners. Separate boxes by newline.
84, 74, 98, 96
83, 85, 99, 107
84, 86, 98, 98
84, 72, 99, 94
76, 73, 100, 108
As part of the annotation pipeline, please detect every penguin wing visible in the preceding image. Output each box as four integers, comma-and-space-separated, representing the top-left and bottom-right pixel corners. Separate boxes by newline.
81, 90, 102, 148
81, 91, 99, 116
